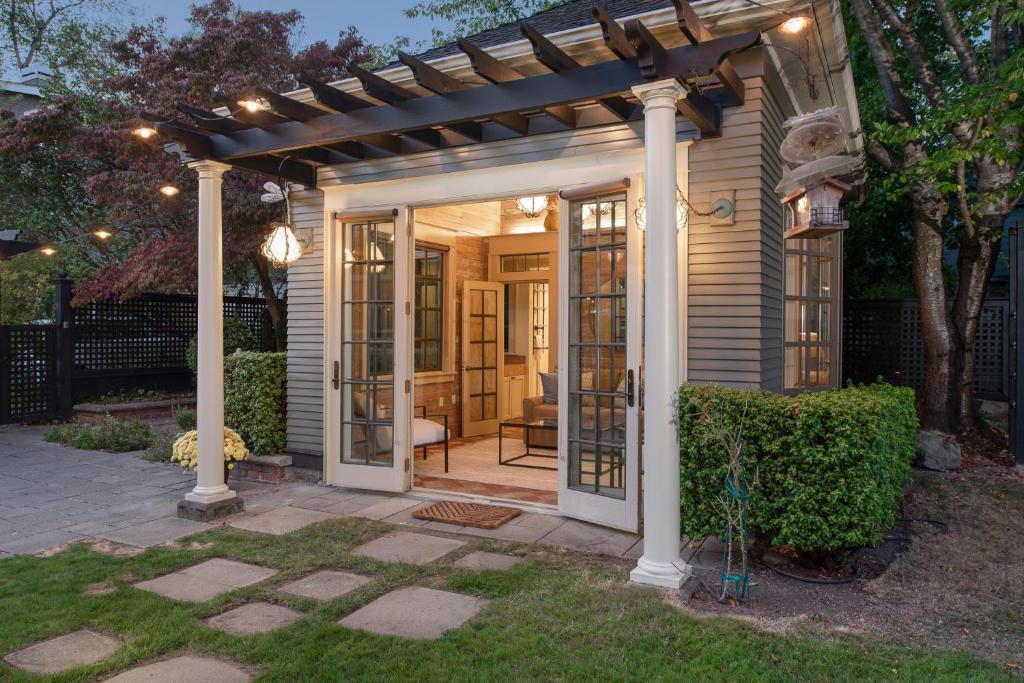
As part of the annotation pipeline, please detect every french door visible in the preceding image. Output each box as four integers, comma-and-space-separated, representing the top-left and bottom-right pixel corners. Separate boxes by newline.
557, 181, 643, 532
461, 281, 505, 437
327, 208, 411, 491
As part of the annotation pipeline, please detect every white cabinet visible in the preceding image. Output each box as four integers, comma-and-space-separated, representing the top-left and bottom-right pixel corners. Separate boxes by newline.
501, 375, 525, 420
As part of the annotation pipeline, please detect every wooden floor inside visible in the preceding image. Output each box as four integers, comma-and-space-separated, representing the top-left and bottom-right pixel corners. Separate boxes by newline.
414, 431, 558, 506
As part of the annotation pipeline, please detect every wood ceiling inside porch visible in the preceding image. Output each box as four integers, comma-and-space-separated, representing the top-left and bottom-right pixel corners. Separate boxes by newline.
148, 0, 761, 188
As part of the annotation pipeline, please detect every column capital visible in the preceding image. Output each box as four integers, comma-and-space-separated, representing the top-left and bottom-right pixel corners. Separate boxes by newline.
188, 158, 232, 177
631, 79, 687, 109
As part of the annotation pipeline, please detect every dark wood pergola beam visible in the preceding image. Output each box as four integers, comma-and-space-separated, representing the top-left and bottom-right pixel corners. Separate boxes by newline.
520, 21, 635, 121
457, 38, 577, 128
669, 0, 745, 105
253, 86, 329, 122
594, 6, 637, 61
175, 103, 249, 133
398, 51, 530, 135
175, 32, 758, 162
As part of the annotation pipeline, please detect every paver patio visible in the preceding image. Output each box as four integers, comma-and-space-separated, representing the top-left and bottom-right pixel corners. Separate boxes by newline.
351, 530, 465, 565
104, 655, 251, 682
135, 558, 278, 602
205, 602, 302, 636
3, 629, 120, 674
278, 570, 372, 601
339, 586, 488, 639
227, 506, 336, 535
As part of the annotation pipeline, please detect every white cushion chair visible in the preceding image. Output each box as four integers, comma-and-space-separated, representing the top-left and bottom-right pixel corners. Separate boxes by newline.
413, 406, 450, 473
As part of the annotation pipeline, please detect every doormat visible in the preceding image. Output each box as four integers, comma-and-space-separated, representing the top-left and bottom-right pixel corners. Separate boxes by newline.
412, 501, 521, 529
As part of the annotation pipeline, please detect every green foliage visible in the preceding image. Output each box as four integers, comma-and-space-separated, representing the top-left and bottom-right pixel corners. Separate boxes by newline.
143, 430, 176, 463
405, 0, 568, 46
43, 416, 154, 453
172, 406, 196, 431
0, 254, 57, 324
224, 351, 286, 455
678, 382, 918, 553
186, 317, 258, 372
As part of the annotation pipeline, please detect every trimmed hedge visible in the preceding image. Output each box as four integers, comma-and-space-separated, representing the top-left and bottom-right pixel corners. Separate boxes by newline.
186, 316, 259, 373
224, 351, 286, 455
678, 382, 917, 553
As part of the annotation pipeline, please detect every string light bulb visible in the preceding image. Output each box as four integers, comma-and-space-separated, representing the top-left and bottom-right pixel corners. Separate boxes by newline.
779, 15, 812, 34
237, 99, 265, 112
93, 229, 113, 240
159, 184, 180, 197
39, 246, 56, 256
132, 126, 158, 140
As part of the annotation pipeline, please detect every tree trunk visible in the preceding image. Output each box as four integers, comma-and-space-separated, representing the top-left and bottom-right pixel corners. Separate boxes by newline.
910, 175, 959, 432
251, 252, 285, 352
952, 227, 1003, 432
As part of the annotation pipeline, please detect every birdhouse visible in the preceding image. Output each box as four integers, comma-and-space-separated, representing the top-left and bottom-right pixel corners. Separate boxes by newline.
782, 178, 850, 240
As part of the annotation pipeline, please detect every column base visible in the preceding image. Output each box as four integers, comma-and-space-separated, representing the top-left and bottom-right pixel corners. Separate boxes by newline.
629, 556, 691, 589
177, 494, 244, 522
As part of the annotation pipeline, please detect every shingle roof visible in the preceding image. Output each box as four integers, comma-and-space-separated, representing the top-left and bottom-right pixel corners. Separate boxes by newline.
389, 0, 674, 67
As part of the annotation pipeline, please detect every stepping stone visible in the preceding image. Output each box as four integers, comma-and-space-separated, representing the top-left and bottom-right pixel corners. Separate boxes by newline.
538, 519, 639, 557
135, 558, 277, 603
228, 506, 335, 535
3, 629, 120, 674
278, 570, 371, 601
97, 516, 209, 548
205, 602, 302, 636
105, 654, 250, 682
351, 531, 464, 565
453, 551, 522, 571
339, 587, 488, 640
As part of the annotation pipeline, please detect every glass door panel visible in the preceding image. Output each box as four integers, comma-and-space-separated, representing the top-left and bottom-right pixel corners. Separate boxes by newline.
462, 281, 504, 437
558, 184, 642, 531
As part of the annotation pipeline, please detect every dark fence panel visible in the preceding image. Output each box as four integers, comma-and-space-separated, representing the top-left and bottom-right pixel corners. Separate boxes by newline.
843, 298, 1010, 401
0, 325, 58, 422
68, 289, 272, 402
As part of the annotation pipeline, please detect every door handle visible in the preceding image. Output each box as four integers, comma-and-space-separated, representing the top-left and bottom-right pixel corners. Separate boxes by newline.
332, 361, 340, 390
626, 369, 635, 407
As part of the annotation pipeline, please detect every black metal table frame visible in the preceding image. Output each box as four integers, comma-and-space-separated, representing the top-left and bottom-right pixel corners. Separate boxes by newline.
498, 420, 558, 470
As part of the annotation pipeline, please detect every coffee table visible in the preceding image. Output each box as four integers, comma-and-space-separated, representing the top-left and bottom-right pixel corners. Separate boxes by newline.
498, 418, 558, 470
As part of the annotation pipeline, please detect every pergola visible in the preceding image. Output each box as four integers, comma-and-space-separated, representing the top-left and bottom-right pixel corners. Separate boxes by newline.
163, 1, 761, 590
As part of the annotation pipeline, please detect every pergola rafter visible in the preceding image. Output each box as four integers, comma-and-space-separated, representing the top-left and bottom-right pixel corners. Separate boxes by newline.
151, 2, 761, 186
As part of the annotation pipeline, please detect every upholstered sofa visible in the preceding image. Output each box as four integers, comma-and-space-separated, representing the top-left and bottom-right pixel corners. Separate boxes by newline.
522, 396, 559, 448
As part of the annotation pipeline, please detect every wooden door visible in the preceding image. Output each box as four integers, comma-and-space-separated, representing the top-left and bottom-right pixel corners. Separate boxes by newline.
461, 281, 504, 437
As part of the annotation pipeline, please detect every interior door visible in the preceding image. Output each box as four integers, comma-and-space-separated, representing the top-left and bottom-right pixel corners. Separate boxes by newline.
461, 281, 504, 437
557, 182, 642, 532
330, 209, 411, 492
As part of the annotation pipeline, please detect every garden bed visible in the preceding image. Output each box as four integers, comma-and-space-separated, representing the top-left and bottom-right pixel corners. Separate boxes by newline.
73, 395, 195, 423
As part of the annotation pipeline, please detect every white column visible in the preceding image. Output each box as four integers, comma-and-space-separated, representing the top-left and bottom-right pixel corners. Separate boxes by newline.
630, 79, 690, 589
185, 159, 235, 505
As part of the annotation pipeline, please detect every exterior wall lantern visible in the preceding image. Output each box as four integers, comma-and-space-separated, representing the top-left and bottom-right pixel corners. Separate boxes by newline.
782, 177, 850, 240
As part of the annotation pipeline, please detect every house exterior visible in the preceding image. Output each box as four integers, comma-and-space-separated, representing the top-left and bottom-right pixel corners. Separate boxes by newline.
164, 0, 862, 589
0, 67, 48, 117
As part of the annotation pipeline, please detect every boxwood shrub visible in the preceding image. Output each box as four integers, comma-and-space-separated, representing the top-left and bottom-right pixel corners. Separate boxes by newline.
678, 382, 917, 553
224, 351, 286, 455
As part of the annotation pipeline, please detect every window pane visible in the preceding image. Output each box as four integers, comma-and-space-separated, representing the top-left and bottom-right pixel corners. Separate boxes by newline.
783, 234, 839, 391
414, 245, 445, 372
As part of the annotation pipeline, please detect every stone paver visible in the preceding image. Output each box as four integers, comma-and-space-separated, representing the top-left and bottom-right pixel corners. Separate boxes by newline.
104, 654, 250, 682
227, 506, 336, 535
537, 519, 639, 557
0, 529, 85, 555
453, 551, 523, 571
352, 531, 465, 565
349, 497, 421, 520
339, 587, 488, 639
205, 602, 302, 636
135, 558, 277, 603
278, 570, 371, 601
97, 516, 210, 548
3, 629, 120, 674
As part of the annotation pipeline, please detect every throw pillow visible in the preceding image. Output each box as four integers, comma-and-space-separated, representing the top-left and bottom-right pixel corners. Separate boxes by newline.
540, 372, 558, 404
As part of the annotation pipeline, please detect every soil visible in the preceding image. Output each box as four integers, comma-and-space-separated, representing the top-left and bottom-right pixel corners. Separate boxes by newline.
680, 463, 1024, 671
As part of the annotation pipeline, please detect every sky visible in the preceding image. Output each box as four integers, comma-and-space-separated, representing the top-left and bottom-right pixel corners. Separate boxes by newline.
130, 0, 449, 53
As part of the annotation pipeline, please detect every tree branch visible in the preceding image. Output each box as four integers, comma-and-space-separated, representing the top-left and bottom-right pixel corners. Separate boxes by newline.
956, 160, 975, 238
868, 0, 945, 106
849, 0, 917, 127
933, 0, 981, 83
867, 139, 898, 171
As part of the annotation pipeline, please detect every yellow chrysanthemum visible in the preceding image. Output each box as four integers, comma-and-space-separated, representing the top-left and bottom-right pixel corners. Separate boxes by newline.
171, 427, 249, 471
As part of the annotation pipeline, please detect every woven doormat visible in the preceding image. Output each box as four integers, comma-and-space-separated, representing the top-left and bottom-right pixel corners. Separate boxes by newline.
412, 501, 521, 529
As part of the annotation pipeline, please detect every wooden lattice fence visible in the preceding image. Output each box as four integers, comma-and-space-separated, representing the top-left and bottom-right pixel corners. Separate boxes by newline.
842, 298, 1010, 401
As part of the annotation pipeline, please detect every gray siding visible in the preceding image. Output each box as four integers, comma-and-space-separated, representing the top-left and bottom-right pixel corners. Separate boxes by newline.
686, 52, 790, 391
285, 187, 325, 455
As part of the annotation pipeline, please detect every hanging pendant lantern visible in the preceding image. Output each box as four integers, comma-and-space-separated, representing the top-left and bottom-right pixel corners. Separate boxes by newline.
261, 222, 303, 268
515, 195, 549, 218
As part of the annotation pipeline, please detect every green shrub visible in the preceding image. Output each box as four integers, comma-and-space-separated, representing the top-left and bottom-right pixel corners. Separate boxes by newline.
186, 316, 258, 372
44, 417, 155, 453
173, 406, 197, 431
678, 382, 917, 553
144, 430, 176, 463
224, 351, 286, 455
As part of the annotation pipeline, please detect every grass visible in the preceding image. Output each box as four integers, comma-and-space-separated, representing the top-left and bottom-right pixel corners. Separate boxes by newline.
0, 517, 1014, 682
43, 417, 154, 453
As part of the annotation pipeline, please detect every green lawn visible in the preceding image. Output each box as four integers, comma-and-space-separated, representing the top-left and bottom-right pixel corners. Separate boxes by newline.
0, 517, 1011, 682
